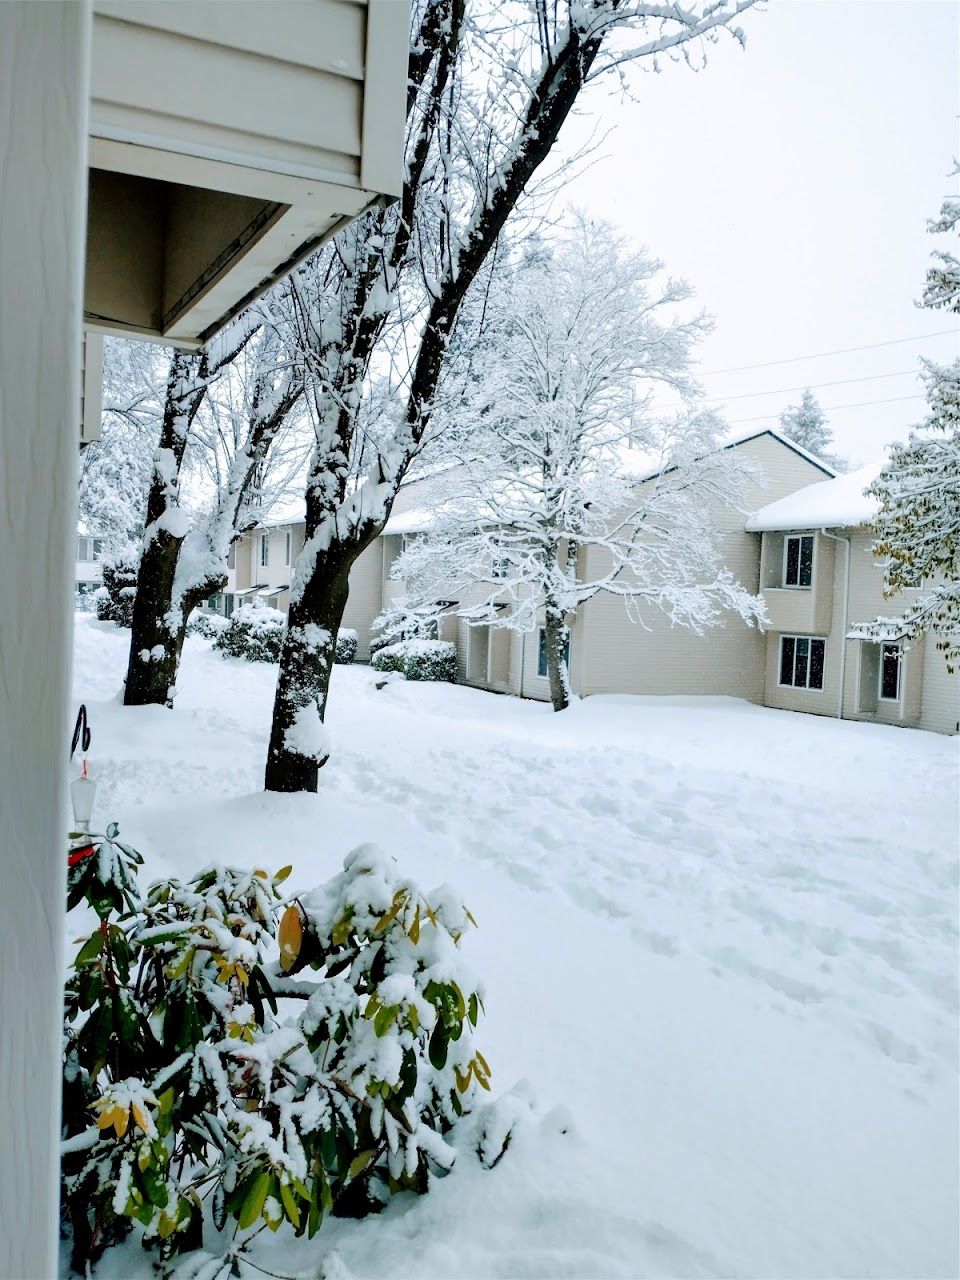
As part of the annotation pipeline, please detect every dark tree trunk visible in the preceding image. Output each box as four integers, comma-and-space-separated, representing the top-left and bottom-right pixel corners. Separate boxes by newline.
543, 600, 571, 713
123, 351, 206, 707
124, 533, 186, 706
263, 549, 353, 793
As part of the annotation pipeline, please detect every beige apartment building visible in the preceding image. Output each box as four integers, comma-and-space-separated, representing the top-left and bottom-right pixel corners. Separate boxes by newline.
209, 429, 959, 734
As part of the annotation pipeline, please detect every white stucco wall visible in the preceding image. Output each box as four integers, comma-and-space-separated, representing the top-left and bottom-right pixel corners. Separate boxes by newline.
0, 4, 91, 1275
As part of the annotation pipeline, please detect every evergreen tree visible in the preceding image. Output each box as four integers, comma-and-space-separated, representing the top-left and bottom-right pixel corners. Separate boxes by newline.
778, 389, 837, 462
866, 165, 960, 663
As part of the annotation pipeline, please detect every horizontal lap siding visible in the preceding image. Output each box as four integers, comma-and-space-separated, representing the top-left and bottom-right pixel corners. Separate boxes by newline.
920, 642, 960, 734
341, 539, 383, 661
579, 434, 829, 702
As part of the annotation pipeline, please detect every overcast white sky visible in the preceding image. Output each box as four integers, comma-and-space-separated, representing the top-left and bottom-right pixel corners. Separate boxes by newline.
556, 0, 959, 466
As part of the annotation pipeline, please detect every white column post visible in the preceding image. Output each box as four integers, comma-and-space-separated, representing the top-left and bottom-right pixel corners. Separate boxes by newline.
0, 4, 91, 1276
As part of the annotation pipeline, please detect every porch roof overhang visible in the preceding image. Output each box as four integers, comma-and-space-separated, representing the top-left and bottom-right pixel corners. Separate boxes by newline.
84, 0, 408, 350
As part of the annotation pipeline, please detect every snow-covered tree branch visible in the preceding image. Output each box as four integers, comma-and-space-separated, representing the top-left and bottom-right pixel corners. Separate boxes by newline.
379, 221, 764, 711
264, 0, 760, 790
123, 305, 304, 708
865, 167, 960, 665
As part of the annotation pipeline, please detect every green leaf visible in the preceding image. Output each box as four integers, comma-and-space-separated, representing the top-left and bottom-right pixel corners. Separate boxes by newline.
428, 1020, 447, 1070
374, 1004, 398, 1037
141, 1165, 169, 1209
279, 1181, 301, 1229
468, 992, 479, 1027
238, 1171, 270, 1231
347, 1150, 375, 1181
274, 864, 293, 884
75, 931, 104, 966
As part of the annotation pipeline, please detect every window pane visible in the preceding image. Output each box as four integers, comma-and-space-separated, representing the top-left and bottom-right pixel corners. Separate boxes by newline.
785, 538, 800, 586
809, 639, 825, 690
795, 637, 809, 687
538, 628, 547, 677
780, 636, 795, 685
881, 645, 901, 700
798, 536, 813, 587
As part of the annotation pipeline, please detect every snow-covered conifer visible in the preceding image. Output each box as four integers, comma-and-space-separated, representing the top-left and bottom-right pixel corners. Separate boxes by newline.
778, 389, 843, 469
866, 167, 960, 662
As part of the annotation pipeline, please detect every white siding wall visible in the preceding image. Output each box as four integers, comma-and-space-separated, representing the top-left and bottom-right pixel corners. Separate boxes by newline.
577, 433, 831, 701
763, 526, 959, 734
0, 5, 90, 1274
341, 539, 383, 660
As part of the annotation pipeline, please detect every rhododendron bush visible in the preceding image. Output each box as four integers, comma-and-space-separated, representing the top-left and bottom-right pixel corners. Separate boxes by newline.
61, 828, 491, 1274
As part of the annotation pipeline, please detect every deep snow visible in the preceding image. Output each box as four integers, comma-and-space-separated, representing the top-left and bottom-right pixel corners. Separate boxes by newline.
70, 614, 959, 1280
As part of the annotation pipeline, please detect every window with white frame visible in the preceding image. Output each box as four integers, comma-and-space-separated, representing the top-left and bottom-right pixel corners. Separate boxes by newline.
778, 635, 825, 690
227, 544, 236, 570
284, 530, 291, 565
76, 537, 91, 561
260, 533, 269, 567
783, 534, 814, 587
879, 643, 902, 701
538, 627, 570, 678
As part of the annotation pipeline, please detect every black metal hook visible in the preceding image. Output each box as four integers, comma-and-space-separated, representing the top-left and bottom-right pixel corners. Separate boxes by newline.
71, 705, 91, 759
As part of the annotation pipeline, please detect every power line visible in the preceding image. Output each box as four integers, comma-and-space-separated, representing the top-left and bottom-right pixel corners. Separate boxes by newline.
701, 329, 957, 377
726, 393, 925, 426
704, 368, 918, 406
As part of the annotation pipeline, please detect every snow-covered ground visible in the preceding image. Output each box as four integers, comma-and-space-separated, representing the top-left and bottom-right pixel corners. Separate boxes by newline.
71, 614, 960, 1280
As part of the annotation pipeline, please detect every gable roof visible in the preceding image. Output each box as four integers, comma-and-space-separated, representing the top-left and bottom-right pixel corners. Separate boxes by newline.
719, 426, 838, 478
745, 461, 884, 532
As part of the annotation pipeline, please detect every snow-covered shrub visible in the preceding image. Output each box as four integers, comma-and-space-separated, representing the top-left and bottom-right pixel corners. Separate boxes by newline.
61, 833, 489, 1273
95, 552, 138, 627
371, 639, 457, 683
212, 603, 286, 662
188, 610, 229, 640
335, 628, 359, 664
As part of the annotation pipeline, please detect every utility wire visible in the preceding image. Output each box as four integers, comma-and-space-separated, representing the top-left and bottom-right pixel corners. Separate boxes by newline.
701, 329, 957, 377
726, 393, 925, 426
704, 368, 918, 406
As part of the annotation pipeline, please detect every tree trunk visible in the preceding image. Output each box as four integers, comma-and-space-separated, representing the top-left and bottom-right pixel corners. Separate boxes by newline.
123, 531, 187, 706
543, 600, 571, 713
263, 550, 353, 793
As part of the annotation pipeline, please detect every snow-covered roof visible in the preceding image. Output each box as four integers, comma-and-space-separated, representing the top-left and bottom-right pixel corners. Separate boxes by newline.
383, 507, 435, 535
746, 461, 884, 532
720, 426, 837, 478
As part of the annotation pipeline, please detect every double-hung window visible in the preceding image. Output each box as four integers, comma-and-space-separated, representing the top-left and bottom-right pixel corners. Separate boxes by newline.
260, 534, 269, 568
879, 643, 902, 701
783, 534, 813, 587
779, 635, 825, 690
284, 530, 292, 566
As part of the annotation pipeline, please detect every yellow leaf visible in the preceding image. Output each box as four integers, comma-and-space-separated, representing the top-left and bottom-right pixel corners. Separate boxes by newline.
454, 1064, 473, 1093
253, 869, 268, 880
95, 1106, 118, 1132
235, 963, 249, 987
409, 906, 421, 945
372, 891, 406, 935
475, 1051, 491, 1076
113, 1107, 129, 1138
131, 1103, 150, 1134
157, 1211, 177, 1239
274, 865, 293, 884
278, 904, 304, 973
464, 907, 478, 928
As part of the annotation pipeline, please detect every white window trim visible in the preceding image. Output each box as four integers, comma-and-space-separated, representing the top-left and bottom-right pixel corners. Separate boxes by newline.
777, 634, 827, 692
260, 533, 269, 567
781, 533, 814, 590
878, 642, 903, 703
